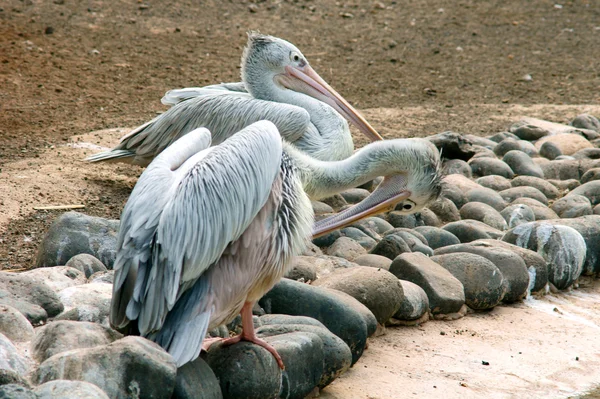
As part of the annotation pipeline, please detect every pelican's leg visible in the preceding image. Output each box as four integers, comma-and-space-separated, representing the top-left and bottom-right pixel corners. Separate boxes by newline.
219, 301, 285, 369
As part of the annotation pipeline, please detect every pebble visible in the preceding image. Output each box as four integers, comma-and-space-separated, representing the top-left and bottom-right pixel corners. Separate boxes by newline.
352, 217, 393, 236
389, 253, 465, 315
470, 145, 497, 159
539, 160, 581, 180
369, 234, 411, 260
431, 253, 506, 310
466, 187, 507, 211
502, 150, 544, 177
459, 202, 507, 231
595, 204, 600, 215
313, 266, 404, 324
386, 212, 421, 228
419, 208, 442, 227
488, 131, 520, 143
0, 333, 29, 376
65, 254, 108, 278
510, 123, 550, 140
465, 135, 498, 149
501, 204, 536, 228
511, 197, 559, 220
510, 176, 559, 200
427, 131, 478, 160
0, 272, 63, 322
443, 159, 472, 178
56, 283, 112, 325
392, 280, 429, 321
413, 226, 460, 249
434, 243, 530, 303
172, 357, 222, 399
285, 257, 318, 282
548, 178, 581, 191
33, 380, 110, 399
87, 270, 115, 284
539, 141, 563, 160
340, 227, 378, 251
535, 133, 593, 155
326, 237, 367, 261
0, 304, 34, 342
444, 174, 481, 193
312, 230, 341, 248
500, 186, 548, 206
567, 180, 600, 206
34, 336, 177, 399
442, 219, 503, 242
493, 138, 538, 157
476, 175, 512, 191
572, 148, 600, 160
551, 195, 593, 218
320, 194, 347, 211
354, 254, 392, 270
384, 230, 433, 256
35, 212, 119, 269
581, 168, 600, 184
571, 114, 600, 132
19, 266, 86, 293
441, 184, 468, 209
311, 200, 334, 215
468, 157, 515, 179
428, 198, 461, 223
340, 188, 370, 204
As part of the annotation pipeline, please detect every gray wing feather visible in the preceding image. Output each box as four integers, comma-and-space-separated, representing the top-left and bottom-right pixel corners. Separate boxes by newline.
161, 82, 248, 105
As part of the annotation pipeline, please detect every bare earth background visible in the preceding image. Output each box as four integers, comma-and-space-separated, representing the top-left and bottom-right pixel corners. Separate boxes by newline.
1, 0, 600, 398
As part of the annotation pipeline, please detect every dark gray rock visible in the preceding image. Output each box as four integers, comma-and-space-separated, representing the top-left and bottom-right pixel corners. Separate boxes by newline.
0, 272, 63, 322
369, 234, 411, 260
488, 132, 520, 143
511, 176, 559, 200
443, 159, 472, 178
0, 333, 29, 376
340, 227, 378, 251
428, 198, 461, 224
326, 237, 366, 262
35, 212, 119, 269
32, 320, 122, 363
312, 230, 341, 248
431, 253, 506, 310
567, 181, 600, 206
501, 204, 536, 228
285, 257, 318, 282
351, 217, 393, 236
354, 254, 392, 270
312, 267, 404, 324
468, 157, 515, 179
571, 114, 600, 132
0, 385, 36, 399
459, 202, 507, 231
65, 254, 108, 278
494, 138, 538, 157
33, 380, 110, 399
433, 243, 529, 303
56, 283, 112, 325
393, 280, 429, 321
173, 357, 223, 399
500, 186, 548, 206
413, 226, 460, 249
260, 278, 377, 364
466, 188, 507, 211
539, 141, 563, 160
510, 123, 550, 141
386, 212, 421, 229
0, 304, 34, 343
551, 195, 593, 218
0, 368, 30, 388
34, 336, 177, 399
470, 145, 497, 159
427, 131, 477, 161
441, 185, 468, 210
502, 222, 585, 289
340, 188, 370, 204
442, 220, 503, 242
476, 175, 512, 192
465, 135, 498, 149
389, 253, 465, 315
382, 230, 432, 256
581, 168, 600, 184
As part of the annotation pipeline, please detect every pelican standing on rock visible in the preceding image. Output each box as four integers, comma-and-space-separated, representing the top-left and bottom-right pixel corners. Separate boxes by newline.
109, 121, 442, 368
86, 32, 382, 166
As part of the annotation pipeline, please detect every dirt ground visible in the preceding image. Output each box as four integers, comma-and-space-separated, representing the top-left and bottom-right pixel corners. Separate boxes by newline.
2, 0, 600, 397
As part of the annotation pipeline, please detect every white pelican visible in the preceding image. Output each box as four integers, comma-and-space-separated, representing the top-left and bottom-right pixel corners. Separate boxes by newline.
109, 121, 441, 368
86, 32, 382, 166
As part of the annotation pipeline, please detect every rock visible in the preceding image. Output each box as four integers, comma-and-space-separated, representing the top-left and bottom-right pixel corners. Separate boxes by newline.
488, 131, 520, 143
510, 123, 550, 140
173, 357, 222, 399
386, 212, 421, 228
354, 254, 392, 270
87, 270, 115, 284
567, 181, 600, 206
443, 174, 481, 193
285, 257, 318, 282
340, 188, 370, 204
32, 320, 122, 363
465, 135, 498, 149
65, 254, 108, 278
466, 187, 507, 211
340, 227, 378, 251
459, 202, 507, 231
476, 175, 512, 191
320, 194, 347, 211
595, 204, 600, 215
502, 222, 585, 290
431, 253, 506, 310
19, 266, 86, 294
581, 168, 600, 184
312, 230, 341, 248
443, 159, 472, 178
539, 160, 580, 180
500, 186, 548, 205
313, 267, 404, 324
427, 131, 477, 161
0, 298, 47, 326
0, 304, 34, 342
548, 178, 581, 191
0, 272, 63, 322
470, 145, 497, 159
539, 142, 563, 160
511, 176, 559, 200
571, 114, 600, 132
312, 201, 334, 215
33, 380, 110, 399
428, 198, 461, 223
419, 208, 441, 227
357, 177, 382, 192
260, 278, 377, 364
442, 220, 503, 242
441, 184, 468, 209
0, 385, 36, 399
0, 369, 30, 388
34, 336, 177, 399
0, 333, 29, 376
383, 230, 432, 256
389, 253, 465, 315
35, 212, 119, 269
392, 280, 429, 321
56, 283, 112, 325
511, 197, 559, 220
468, 157, 514, 179
551, 195, 593, 218
535, 133, 594, 155
369, 234, 411, 260
502, 150, 544, 178
433, 243, 529, 303
326, 237, 366, 261
573, 148, 600, 160
351, 217, 393, 236
413, 226, 460, 249
493, 138, 538, 157
501, 204, 536, 228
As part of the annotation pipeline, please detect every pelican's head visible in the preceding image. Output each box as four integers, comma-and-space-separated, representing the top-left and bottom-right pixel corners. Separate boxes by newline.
313, 138, 443, 237
241, 31, 383, 142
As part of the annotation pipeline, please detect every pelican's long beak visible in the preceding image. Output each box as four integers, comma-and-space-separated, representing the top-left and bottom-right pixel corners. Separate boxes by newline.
313, 175, 410, 238
281, 65, 383, 142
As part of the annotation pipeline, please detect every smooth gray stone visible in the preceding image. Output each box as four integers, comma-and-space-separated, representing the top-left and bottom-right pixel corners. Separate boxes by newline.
0, 385, 36, 399
502, 222, 585, 289
466, 188, 507, 211
428, 198, 461, 224
285, 257, 318, 282
260, 279, 377, 365
0, 297, 47, 326
326, 237, 366, 262
573, 148, 600, 160
340, 227, 378, 251
465, 135, 498, 149
431, 253, 506, 310
581, 168, 600, 184
442, 220, 502, 243
551, 195, 593, 218
55, 283, 112, 325
567, 181, 600, 206
0, 333, 29, 376
320, 194, 347, 211
313, 267, 404, 324
413, 226, 461, 250
19, 266, 87, 294
389, 253, 465, 315
488, 132, 520, 143
459, 202, 507, 231
539, 160, 581, 180
340, 188, 370, 204
469, 157, 515, 179
311, 201, 334, 215
383, 228, 428, 246
470, 145, 497, 159
500, 204, 536, 228
65, 254, 107, 279
511, 176, 559, 200
443, 159, 472, 178
510, 123, 550, 140
595, 204, 600, 215
312, 230, 341, 248
88, 270, 115, 284
419, 208, 442, 227
500, 187, 548, 206
351, 217, 393, 236
476, 175, 512, 191
35, 212, 119, 269
393, 280, 429, 321
494, 138, 538, 157
441, 185, 468, 209
427, 131, 477, 161
540, 141, 563, 160
0, 272, 63, 322
434, 243, 529, 303
354, 254, 392, 270
547, 178, 581, 191
33, 380, 110, 399
173, 356, 223, 399
34, 337, 177, 399
386, 212, 421, 229
31, 320, 122, 363
369, 234, 411, 260
571, 114, 600, 132
0, 304, 34, 343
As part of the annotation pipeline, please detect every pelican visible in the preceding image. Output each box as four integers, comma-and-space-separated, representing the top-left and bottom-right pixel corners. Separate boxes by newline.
86, 32, 382, 166
109, 121, 441, 368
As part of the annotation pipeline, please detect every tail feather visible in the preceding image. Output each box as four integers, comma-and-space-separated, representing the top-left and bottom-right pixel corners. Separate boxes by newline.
85, 149, 136, 164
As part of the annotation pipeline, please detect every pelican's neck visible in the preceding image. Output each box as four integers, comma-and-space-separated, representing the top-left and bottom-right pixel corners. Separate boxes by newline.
284, 141, 392, 200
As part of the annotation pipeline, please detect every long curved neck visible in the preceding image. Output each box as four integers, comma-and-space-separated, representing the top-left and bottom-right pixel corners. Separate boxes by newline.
284, 142, 391, 200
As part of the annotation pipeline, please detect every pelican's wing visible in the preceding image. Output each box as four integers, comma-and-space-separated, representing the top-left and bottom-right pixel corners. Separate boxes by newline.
161, 82, 248, 105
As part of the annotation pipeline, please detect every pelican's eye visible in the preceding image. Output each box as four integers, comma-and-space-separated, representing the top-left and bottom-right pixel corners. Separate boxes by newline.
401, 200, 416, 211
290, 52, 301, 63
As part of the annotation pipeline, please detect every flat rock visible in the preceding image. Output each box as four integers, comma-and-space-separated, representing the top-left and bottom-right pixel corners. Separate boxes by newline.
567, 180, 600, 206
0, 272, 63, 322
428, 198, 461, 224
0, 333, 29, 376
511, 176, 559, 200
501, 204, 536, 228
326, 237, 366, 262
354, 254, 392, 270
413, 226, 461, 249
33, 380, 110, 399
369, 234, 411, 260
468, 157, 514, 179
34, 336, 177, 399
535, 133, 594, 155
35, 212, 119, 269
551, 195, 593, 218
493, 138, 538, 157
431, 253, 506, 310
389, 253, 465, 315
19, 266, 86, 293
442, 219, 503, 242
459, 202, 507, 231
56, 283, 112, 325
476, 175, 512, 191
502, 150, 544, 178
393, 280, 429, 321
0, 304, 34, 342
434, 243, 529, 303
466, 187, 507, 211
443, 159, 472, 178
32, 320, 122, 363
65, 254, 108, 278
313, 266, 404, 324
